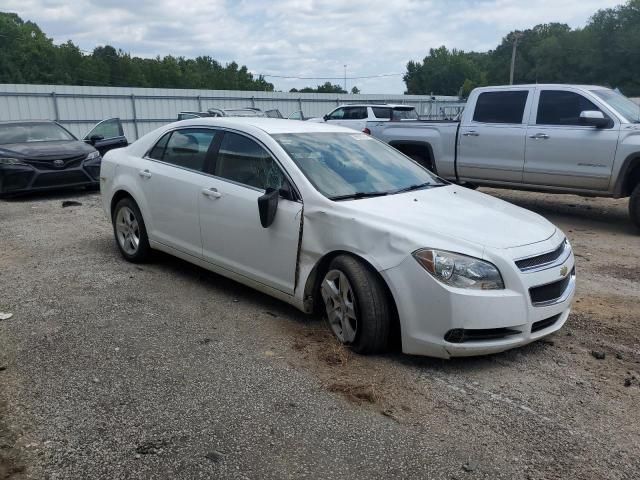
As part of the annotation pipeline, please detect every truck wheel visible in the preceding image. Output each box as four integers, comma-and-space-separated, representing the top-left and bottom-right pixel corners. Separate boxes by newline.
630, 183, 640, 230
319, 255, 390, 354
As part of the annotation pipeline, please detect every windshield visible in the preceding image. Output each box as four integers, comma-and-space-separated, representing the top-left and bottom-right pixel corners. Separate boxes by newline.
274, 132, 444, 199
591, 89, 640, 123
0, 122, 76, 145
392, 108, 419, 121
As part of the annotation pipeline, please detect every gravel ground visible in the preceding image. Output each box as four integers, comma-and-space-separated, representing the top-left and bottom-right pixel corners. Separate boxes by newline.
1, 187, 639, 480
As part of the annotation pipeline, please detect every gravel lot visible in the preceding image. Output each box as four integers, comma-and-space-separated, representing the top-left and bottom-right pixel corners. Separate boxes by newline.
1, 187, 639, 479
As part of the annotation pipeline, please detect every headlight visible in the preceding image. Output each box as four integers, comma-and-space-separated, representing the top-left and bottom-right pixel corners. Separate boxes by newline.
0, 157, 27, 165
85, 151, 101, 161
413, 249, 504, 290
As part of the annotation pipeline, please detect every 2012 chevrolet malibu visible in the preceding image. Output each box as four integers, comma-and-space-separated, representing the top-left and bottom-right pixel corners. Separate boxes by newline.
100, 118, 575, 358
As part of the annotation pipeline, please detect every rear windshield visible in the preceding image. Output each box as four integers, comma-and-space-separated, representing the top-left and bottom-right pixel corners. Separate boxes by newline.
0, 122, 76, 144
392, 108, 418, 120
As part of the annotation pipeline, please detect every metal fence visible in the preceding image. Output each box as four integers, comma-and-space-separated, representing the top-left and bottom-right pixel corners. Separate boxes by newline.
0, 84, 464, 141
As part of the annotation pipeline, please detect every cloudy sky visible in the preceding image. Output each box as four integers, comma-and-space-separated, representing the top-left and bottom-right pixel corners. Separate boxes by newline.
4, 0, 625, 93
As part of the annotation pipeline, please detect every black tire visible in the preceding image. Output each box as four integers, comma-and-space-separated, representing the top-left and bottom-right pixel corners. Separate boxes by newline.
320, 255, 391, 354
630, 183, 640, 230
112, 197, 150, 262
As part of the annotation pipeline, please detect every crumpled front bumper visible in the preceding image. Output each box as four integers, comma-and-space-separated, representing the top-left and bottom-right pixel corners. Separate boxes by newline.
381, 231, 575, 359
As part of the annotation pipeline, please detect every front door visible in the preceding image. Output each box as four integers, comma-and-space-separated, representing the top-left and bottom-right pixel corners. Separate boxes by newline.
457, 89, 532, 183
84, 118, 128, 155
199, 131, 302, 294
139, 127, 219, 257
523, 89, 620, 190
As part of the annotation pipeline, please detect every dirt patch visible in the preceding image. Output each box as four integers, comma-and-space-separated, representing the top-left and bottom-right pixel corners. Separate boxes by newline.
0, 401, 24, 480
601, 265, 640, 283
327, 382, 380, 404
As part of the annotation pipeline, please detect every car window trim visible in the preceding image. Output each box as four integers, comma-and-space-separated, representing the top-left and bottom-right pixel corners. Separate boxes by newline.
534, 89, 614, 129
208, 127, 302, 203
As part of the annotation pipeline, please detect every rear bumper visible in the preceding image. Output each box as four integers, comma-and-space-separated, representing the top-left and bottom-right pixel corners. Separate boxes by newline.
0, 158, 101, 196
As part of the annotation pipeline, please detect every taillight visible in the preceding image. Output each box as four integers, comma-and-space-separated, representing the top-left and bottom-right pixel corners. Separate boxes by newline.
362, 128, 371, 135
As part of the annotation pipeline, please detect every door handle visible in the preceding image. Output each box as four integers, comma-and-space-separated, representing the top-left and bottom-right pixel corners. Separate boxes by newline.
462, 130, 479, 137
201, 187, 222, 199
138, 169, 152, 178
528, 133, 550, 139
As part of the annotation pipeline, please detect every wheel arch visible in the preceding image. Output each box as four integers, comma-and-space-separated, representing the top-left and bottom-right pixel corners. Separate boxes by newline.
110, 188, 140, 218
614, 153, 640, 197
388, 140, 436, 173
302, 250, 402, 347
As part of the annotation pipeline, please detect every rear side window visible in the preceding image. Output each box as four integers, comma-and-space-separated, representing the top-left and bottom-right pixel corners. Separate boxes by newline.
536, 90, 602, 126
214, 132, 285, 190
148, 128, 216, 172
473, 91, 529, 124
372, 107, 392, 119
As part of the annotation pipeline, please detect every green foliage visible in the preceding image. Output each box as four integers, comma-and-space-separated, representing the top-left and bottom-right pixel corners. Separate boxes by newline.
0, 12, 274, 91
404, 0, 640, 97
290, 82, 347, 93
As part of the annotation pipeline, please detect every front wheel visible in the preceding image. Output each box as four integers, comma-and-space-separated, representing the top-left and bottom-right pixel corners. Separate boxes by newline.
320, 255, 391, 354
112, 198, 150, 262
630, 183, 640, 230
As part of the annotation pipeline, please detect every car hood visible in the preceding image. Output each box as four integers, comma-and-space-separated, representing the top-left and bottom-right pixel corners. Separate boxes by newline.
0, 140, 95, 160
337, 185, 556, 250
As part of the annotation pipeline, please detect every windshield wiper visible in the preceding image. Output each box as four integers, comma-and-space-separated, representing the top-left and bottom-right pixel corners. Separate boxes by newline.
392, 182, 443, 194
329, 191, 389, 201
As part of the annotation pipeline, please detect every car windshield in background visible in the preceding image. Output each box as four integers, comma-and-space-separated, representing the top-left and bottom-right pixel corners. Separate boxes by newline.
274, 132, 444, 200
591, 89, 640, 123
0, 122, 76, 144
392, 108, 419, 120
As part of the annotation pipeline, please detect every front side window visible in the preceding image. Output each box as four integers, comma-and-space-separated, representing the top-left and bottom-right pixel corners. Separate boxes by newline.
473, 91, 529, 124
327, 108, 345, 120
148, 128, 216, 172
392, 108, 419, 120
274, 132, 444, 199
0, 122, 75, 144
85, 118, 123, 140
537, 91, 603, 126
214, 132, 285, 190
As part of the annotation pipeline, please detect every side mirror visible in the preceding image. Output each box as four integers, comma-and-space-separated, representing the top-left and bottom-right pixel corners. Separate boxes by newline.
258, 188, 279, 228
579, 110, 611, 128
323, 115, 329, 121
88, 134, 104, 145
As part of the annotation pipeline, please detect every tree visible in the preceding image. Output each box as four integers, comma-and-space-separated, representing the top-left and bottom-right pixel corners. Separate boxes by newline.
289, 82, 346, 93
0, 11, 275, 91
351, 86, 360, 94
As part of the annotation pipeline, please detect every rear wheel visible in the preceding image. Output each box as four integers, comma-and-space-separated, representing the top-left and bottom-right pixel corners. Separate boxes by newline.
112, 198, 150, 262
320, 255, 390, 354
630, 183, 640, 230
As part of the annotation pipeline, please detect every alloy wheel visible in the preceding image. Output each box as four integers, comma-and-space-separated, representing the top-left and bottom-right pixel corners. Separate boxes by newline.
115, 206, 140, 256
321, 269, 358, 343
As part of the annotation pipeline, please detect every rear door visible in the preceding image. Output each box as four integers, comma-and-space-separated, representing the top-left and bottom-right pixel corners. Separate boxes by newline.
84, 118, 128, 155
523, 88, 620, 190
325, 107, 368, 131
139, 128, 219, 257
457, 89, 533, 183
199, 130, 302, 294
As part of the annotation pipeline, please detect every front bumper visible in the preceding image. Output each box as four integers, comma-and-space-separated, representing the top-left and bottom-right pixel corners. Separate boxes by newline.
382, 231, 575, 359
0, 157, 101, 196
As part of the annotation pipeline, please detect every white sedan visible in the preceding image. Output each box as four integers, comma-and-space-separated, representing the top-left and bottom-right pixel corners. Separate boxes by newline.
100, 118, 575, 358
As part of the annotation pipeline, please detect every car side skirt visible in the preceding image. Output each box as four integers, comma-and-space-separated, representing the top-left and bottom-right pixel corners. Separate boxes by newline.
149, 240, 305, 312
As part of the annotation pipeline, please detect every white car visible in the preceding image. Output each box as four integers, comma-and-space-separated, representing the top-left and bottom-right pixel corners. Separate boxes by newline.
308, 104, 418, 132
100, 118, 575, 358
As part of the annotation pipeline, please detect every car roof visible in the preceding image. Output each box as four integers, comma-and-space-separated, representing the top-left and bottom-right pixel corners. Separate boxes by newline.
336, 104, 412, 109
481, 84, 608, 90
175, 117, 358, 134
0, 120, 56, 125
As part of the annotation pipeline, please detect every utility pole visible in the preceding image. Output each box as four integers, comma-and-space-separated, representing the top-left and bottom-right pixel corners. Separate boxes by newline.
509, 32, 523, 85
344, 65, 347, 93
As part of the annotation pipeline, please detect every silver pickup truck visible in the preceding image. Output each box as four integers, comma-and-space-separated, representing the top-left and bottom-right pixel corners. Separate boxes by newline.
368, 85, 640, 228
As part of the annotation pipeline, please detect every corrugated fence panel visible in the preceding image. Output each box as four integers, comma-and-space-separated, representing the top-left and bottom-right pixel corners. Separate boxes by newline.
0, 84, 462, 140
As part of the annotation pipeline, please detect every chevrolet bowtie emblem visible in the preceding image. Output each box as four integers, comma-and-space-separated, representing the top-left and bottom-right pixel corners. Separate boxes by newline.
560, 265, 568, 277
